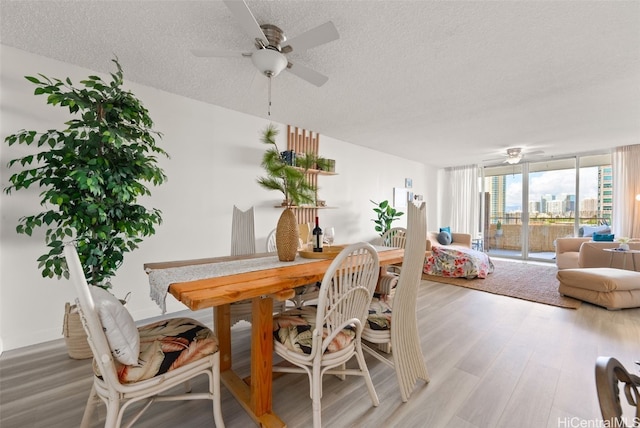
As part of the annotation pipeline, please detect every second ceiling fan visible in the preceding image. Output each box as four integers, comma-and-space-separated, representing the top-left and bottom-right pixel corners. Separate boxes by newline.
193, 0, 339, 87
483, 147, 545, 165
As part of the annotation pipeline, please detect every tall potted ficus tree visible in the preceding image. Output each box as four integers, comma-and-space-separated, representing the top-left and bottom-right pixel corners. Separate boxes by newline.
3, 58, 168, 358
257, 124, 317, 261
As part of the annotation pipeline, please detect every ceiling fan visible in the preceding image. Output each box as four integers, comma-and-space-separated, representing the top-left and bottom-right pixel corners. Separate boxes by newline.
192, 0, 339, 87
483, 147, 545, 165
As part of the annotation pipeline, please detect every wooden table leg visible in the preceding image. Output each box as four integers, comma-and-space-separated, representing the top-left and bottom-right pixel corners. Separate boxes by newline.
214, 304, 232, 371
251, 296, 273, 415
214, 298, 285, 427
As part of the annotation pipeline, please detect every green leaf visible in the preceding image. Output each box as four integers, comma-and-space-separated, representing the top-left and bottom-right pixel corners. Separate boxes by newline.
25, 75, 42, 84
4, 57, 168, 286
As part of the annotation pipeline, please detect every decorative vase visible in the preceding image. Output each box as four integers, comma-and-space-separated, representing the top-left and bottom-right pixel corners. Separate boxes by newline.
276, 208, 299, 261
619, 243, 630, 251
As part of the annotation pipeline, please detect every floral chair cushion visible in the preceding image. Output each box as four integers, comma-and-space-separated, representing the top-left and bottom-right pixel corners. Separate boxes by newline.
289, 281, 321, 307
273, 306, 356, 355
366, 295, 393, 331
424, 246, 494, 279
95, 317, 218, 384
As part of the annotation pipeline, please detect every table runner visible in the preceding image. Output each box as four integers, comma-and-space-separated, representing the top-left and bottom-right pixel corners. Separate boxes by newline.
147, 245, 393, 313
147, 254, 326, 313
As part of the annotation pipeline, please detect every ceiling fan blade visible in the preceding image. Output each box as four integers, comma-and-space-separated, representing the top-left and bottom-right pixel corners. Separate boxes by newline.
526, 150, 545, 157
191, 49, 249, 58
281, 21, 339, 53
286, 62, 329, 87
244, 69, 268, 108
223, 0, 267, 45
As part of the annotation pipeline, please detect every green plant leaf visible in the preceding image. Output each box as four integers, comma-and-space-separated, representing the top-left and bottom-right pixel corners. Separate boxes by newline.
3, 58, 169, 290
371, 199, 404, 236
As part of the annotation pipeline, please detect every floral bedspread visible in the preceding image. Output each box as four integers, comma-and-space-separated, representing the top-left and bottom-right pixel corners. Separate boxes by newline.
423, 246, 494, 279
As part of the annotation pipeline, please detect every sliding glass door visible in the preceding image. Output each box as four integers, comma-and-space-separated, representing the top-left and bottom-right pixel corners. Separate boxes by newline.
527, 158, 576, 260
483, 164, 523, 257
482, 153, 612, 262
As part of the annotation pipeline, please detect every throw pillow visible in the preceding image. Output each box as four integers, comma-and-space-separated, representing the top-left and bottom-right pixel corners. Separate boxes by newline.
592, 233, 615, 242
580, 225, 611, 237
437, 231, 452, 245
439, 226, 451, 236
90, 286, 140, 366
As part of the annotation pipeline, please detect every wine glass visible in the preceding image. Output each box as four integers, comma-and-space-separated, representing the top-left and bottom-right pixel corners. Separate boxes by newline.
324, 227, 335, 248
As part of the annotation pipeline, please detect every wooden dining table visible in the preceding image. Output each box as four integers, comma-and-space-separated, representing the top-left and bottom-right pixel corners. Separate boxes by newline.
144, 245, 404, 428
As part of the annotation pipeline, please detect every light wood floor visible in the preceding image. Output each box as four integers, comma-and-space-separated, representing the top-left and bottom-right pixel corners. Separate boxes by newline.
2, 278, 639, 428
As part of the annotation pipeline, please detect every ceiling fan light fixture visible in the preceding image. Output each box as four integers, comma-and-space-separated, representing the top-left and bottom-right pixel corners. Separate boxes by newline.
505, 156, 521, 165
251, 48, 287, 77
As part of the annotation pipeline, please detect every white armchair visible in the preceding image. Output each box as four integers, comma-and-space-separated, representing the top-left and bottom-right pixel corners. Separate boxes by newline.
426, 231, 472, 251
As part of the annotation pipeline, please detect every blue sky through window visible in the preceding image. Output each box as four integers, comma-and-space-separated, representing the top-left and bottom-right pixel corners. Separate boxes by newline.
504, 167, 599, 211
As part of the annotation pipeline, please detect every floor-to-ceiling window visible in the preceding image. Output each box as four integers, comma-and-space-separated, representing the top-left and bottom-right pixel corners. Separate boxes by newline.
482, 164, 523, 256
481, 153, 612, 262
526, 158, 576, 260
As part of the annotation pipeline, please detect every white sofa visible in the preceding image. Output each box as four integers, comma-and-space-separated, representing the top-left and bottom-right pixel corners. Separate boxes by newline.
555, 238, 640, 271
425, 231, 471, 252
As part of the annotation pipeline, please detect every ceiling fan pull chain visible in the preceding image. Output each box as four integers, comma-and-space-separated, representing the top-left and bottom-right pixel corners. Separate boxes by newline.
268, 75, 272, 116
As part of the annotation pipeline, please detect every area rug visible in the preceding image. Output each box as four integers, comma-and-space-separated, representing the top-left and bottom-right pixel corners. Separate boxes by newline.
423, 258, 582, 309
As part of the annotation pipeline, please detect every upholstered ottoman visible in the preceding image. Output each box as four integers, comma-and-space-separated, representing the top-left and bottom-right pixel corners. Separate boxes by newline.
557, 268, 640, 310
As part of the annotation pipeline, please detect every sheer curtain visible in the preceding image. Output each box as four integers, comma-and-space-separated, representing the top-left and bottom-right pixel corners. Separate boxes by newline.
612, 144, 640, 239
438, 164, 479, 236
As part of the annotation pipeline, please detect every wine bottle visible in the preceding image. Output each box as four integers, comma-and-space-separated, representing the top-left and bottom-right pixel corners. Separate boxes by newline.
312, 216, 323, 252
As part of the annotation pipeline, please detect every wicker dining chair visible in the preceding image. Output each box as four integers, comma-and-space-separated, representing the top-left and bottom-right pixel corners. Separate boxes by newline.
378, 226, 407, 279
362, 201, 430, 402
229, 206, 257, 325
266, 227, 320, 308
63, 243, 224, 428
230, 207, 285, 325
595, 356, 640, 427
266, 227, 278, 252
272, 242, 381, 428
379, 227, 407, 249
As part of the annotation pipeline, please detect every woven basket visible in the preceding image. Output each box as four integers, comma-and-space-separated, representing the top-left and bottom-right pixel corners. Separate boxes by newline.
276, 208, 299, 261
62, 302, 92, 360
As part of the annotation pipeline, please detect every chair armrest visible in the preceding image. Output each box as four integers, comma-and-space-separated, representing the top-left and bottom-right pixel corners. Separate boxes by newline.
556, 237, 590, 254
426, 231, 439, 251
451, 233, 472, 248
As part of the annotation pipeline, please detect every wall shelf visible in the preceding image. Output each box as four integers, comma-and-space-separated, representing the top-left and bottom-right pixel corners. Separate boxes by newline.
274, 206, 338, 209
292, 167, 337, 176
285, 125, 336, 224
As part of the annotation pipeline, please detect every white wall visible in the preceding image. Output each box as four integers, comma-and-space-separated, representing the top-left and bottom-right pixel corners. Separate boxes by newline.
0, 46, 436, 351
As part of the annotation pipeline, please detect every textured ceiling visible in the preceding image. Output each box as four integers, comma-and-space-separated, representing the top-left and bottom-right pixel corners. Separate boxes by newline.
1, 1, 639, 168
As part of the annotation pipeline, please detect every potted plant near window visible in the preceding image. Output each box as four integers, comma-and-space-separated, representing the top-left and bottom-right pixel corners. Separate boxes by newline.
257, 124, 317, 261
3, 58, 168, 358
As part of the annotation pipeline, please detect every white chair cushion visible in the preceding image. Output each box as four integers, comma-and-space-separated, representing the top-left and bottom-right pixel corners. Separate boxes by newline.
90, 286, 140, 365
